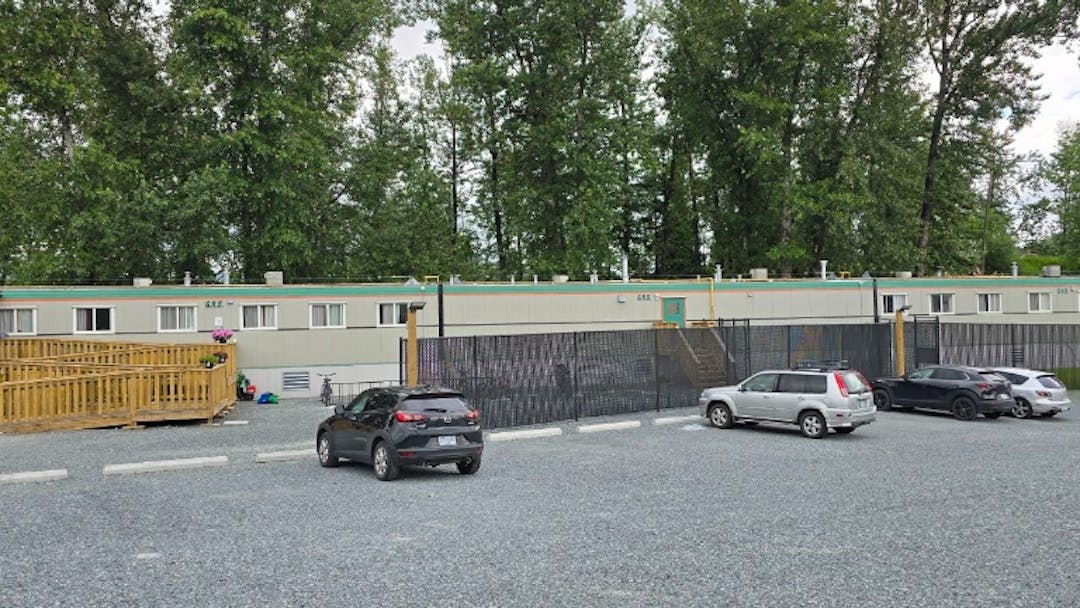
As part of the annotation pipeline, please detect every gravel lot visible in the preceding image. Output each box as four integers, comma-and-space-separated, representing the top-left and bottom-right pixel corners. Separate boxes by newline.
2, 399, 1079, 608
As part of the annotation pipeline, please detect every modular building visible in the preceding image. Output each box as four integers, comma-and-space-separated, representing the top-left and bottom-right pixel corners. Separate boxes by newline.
2, 275, 1079, 396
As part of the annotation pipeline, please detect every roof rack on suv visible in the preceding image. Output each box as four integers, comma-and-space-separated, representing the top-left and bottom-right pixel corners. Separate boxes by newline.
793, 359, 850, 371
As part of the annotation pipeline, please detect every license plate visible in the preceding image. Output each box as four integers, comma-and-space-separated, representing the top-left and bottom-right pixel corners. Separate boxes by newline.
438, 435, 457, 446
999, 393, 1010, 400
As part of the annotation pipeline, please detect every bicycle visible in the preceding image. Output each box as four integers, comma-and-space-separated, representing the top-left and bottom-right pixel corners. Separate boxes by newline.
318, 372, 336, 407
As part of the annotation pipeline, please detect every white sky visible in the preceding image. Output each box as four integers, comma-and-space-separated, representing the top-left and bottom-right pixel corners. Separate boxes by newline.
392, 24, 1080, 158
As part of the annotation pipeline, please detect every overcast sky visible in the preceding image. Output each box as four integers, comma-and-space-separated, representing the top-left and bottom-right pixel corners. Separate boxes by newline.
391, 24, 1080, 157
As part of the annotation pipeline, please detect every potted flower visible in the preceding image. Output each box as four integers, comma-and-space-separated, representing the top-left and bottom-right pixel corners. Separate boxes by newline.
211, 328, 234, 344
199, 354, 218, 369
214, 351, 228, 364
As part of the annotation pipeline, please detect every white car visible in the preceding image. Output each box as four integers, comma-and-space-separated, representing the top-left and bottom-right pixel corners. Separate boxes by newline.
990, 368, 1071, 419
698, 365, 876, 439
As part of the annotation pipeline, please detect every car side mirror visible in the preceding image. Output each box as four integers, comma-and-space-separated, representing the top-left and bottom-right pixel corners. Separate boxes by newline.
334, 404, 345, 415
738, 385, 747, 392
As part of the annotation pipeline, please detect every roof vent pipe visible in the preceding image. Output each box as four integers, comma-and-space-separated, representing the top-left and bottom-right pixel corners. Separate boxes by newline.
183, 271, 192, 286
820, 260, 828, 281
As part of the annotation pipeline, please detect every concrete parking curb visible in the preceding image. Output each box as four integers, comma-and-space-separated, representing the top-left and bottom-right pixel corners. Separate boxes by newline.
653, 415, 701, 426
486, 428, 563, 442
0, 469, 69, 485
578, 420, 642, 434
102, 456, 229, 476
256, 449, 315, 463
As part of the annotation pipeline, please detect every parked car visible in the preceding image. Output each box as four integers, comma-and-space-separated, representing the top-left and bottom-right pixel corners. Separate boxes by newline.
698, 364, 876, 439
316, 385, 483, 480
872, 365, 1013, 421
989, 367, 1072, 419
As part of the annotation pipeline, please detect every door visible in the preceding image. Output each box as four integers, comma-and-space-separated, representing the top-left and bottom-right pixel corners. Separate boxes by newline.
893, 367, 933, 405
354, 390, 395, 459
926, 367, 966, 411
334, 391, 371, 456
737, 372, 779, 419
661, 297, 686, 328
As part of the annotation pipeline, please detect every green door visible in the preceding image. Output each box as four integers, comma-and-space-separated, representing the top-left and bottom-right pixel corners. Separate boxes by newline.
662, 297, 686, 328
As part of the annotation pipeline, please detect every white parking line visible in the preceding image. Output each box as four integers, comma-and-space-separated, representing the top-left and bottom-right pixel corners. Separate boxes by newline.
486, 427, 563, 442
256, 449, 315, 463
653, 415, 701, 426
102, 456, 228, 476
222, 420, 249, 426
0, 469, 69, 485
577, 420, 642, 434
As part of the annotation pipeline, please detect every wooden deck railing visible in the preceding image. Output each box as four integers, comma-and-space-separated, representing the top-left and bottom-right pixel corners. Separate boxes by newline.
0, 338, 237, 433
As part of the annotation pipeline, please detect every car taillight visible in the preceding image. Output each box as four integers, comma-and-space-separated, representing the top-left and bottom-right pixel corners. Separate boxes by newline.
465, 409, 480, 421
1036, 390, 1051, 397
394, 411, 428, 423
833, 373, 849, 398
975, 382, 991, 389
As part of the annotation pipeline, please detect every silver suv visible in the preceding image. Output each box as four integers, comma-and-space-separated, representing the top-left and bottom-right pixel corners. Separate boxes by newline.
699, 364, 876, 439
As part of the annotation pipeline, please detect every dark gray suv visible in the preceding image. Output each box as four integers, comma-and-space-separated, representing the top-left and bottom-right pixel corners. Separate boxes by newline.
872, 365, 1013, 421
316, 385, 483, 480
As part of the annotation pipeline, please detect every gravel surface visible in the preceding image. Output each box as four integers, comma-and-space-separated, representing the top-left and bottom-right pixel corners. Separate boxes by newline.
2, 399, 1079, 607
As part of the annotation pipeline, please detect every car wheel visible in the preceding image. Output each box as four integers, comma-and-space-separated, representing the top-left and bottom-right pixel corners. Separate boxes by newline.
317, 432, 339, 467
834, 427, 855, 434
951, 396, 977, 421
372, 441, 399, 481
799, 411, 827, 439
457, 455, 482, 475
983, 412, 1002, 419
1012, 399, 1033, 419
873, 389, 892, 411
707, 403, 735, 429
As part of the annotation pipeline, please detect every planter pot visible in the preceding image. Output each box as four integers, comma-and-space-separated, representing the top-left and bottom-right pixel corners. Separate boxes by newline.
204, 361, 214, 369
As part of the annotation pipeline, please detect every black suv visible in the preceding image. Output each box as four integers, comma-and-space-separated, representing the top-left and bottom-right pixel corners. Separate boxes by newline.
316, 385, 483, 480
872, 365, 1014, 420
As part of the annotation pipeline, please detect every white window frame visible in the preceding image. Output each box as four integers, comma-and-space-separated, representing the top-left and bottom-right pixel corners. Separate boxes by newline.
73, 306, 116, 334
310, 302, 346, 329
377, 302, 409, 327
929, 293, 954, 315
1028, 291, 1052, 313
976, 292, 1002, 314
0, 307, 37, 335
157, 305, 197, 333
881, 294, 907, 315
239, 303, 278, 330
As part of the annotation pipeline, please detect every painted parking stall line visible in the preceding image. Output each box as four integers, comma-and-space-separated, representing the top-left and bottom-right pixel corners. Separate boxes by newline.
102, 456, 228, 476
256, 449, 315, 463
486, 428, 563, 442
577, 420, 641, 434
0, 469, 69, 485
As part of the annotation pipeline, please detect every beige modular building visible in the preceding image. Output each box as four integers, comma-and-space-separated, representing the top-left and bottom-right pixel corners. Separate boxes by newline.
2, 275, 1078, 396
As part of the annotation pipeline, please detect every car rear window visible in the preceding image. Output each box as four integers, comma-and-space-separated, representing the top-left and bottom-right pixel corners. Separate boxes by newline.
840, 372, 869, 394
1037, 375, 1065, 389
399, 395, 472, 413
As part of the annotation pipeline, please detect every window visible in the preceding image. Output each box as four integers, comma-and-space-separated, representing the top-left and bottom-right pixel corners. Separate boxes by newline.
882, 294, 907, 314
929, 293, 954, 314
777, 374, 827, 394
0, 308, 36, 335
930, 367, 965, 381
907, 368, 933, 380
74, 307, 114, 334
977, 293, 1001, 313
241, 304, 277, 329
378, 302, 408, 326
311, 303, 345, 328
158, 305, 196, 332
1028, 292, 1051, 312
742, 373, 778, 392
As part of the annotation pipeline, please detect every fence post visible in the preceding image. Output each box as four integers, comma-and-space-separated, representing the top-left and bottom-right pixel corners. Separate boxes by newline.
572, 332, 581, 420
653, 329, 661, 412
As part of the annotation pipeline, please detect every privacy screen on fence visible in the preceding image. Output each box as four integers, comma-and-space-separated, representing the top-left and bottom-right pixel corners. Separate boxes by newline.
413, 329, 703, 429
